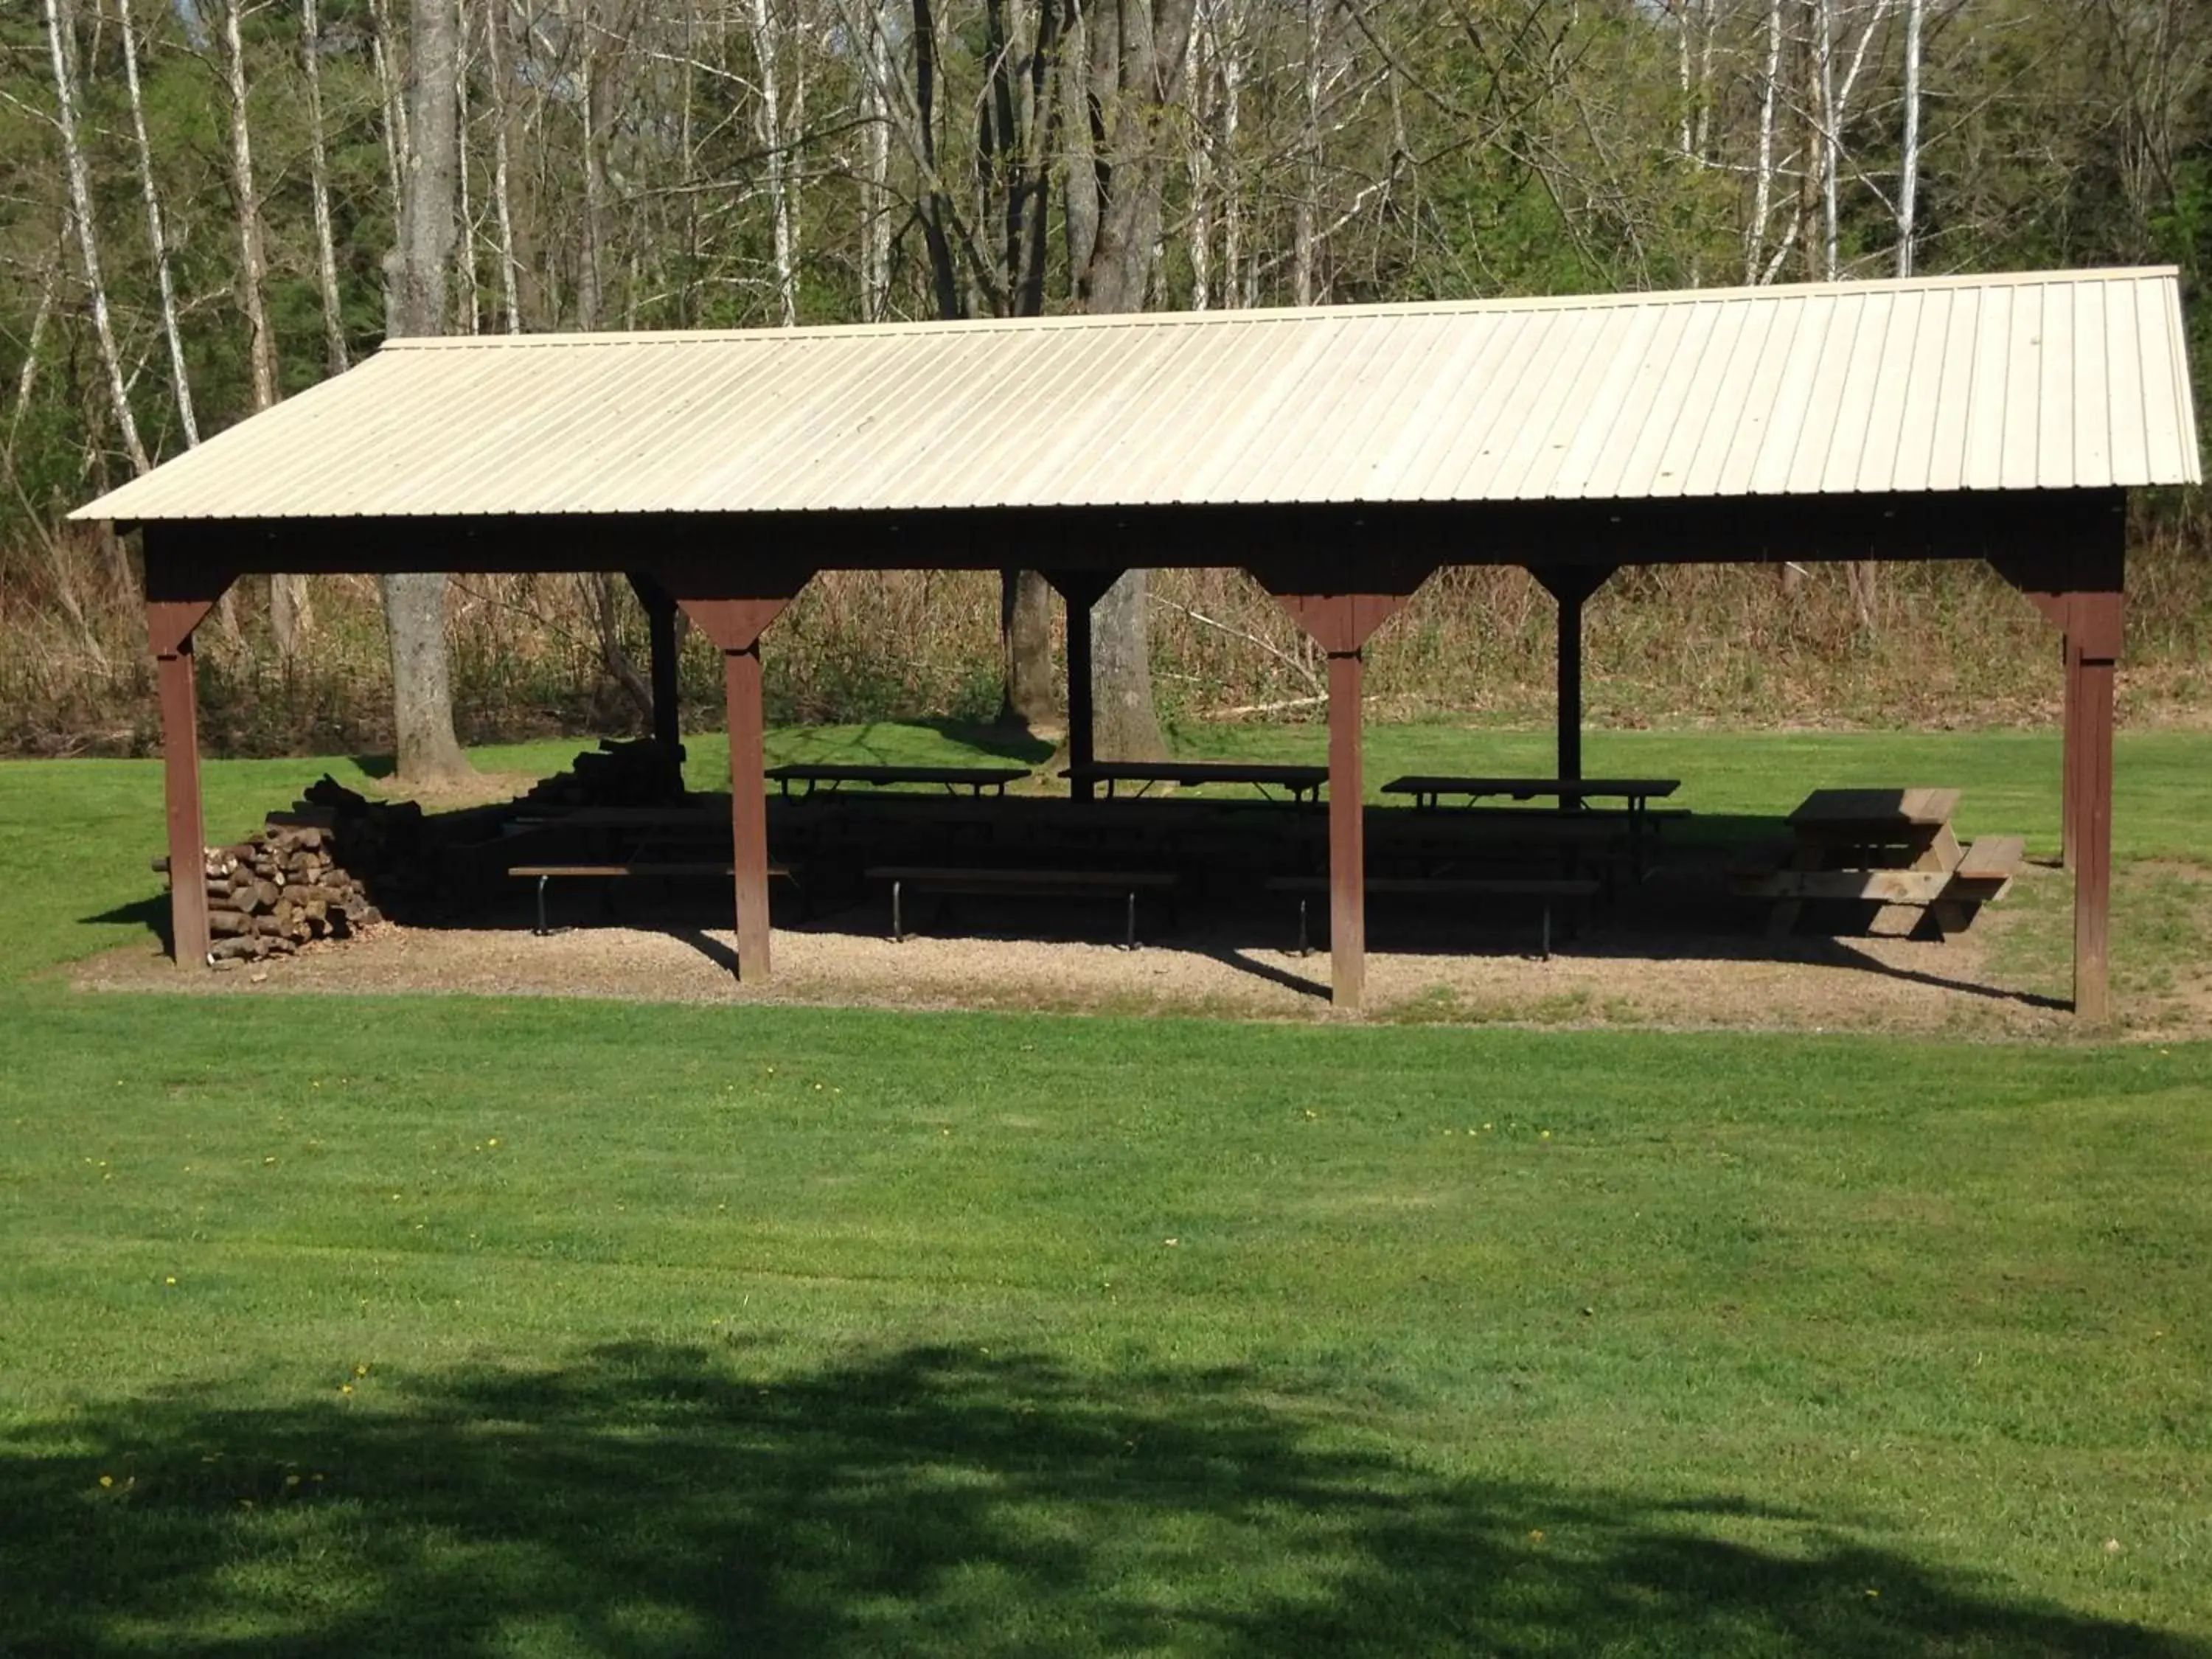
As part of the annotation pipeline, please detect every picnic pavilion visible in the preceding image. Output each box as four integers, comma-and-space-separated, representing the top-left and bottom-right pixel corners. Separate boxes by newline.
76, 266, 2202, 1019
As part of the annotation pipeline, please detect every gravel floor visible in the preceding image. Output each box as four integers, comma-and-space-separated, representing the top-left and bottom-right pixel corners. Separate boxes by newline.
74, 889, 2074, 1035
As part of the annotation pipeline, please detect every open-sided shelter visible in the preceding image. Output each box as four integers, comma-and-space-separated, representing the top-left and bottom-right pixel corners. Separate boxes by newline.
76, 266, 2202, 1018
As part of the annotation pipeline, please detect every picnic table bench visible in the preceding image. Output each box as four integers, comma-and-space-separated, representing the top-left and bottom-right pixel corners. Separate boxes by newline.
1380, 775, 1683, 880
766, 763, 1030, 798
509, 860, 800, 935
1266, 874, 1600, 960
1062, 761, 1327, 802
1732, 788, 2023, 938
867, 865, 1178, 949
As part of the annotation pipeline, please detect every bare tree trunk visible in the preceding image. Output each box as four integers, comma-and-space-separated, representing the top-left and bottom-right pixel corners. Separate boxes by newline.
45, 0, 150, 475
1897, 0, 1923, 276
1220, 0, 1245, 305
749, 0, 799, 324
998, 568, 1058, 728
1186, 4, 1210, 307
456, 0, 481, 333
1075, 0, 1195, 759
383, 0, 474, 786
1747, 0, 1782, 282
1676, 0, 1694, 158
572, 0, 608, 330
1293, 0, 1324, 305
484, 0, 524, 330
1817, 0, 1839, 282
302, 0, 351, 376
220, 0, 312, 655
371, 0, 410, 220
863, 0, 892, 317
119, 0, 200, 446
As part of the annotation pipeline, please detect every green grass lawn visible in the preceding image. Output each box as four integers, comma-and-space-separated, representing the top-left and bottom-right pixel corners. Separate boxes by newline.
2, 726, 2210, 1654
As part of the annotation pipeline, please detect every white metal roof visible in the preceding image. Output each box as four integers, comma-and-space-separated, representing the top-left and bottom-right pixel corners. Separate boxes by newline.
76, 267, 2199, 524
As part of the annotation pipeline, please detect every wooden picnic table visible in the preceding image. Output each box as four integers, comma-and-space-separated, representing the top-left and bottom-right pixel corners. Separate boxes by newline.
765, 763, 1031, 798
1382, 775, 1680, 817
1061, 760, 1328, 802
1738, 788, 2020, 938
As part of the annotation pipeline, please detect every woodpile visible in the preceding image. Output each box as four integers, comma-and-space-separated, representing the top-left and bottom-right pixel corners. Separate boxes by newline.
156, 822, 380, 965
150, 740, 688, 967
151, 776, 434, 967
515, 737, 686, 812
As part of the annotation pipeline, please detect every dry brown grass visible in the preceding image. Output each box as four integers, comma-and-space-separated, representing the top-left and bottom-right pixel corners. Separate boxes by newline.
4, 501, 2208, 757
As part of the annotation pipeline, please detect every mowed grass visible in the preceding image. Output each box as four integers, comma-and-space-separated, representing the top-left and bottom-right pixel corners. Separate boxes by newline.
1, 726, 2211, 1654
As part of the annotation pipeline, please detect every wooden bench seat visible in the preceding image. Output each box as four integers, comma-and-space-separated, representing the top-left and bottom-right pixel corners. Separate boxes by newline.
1731, 827, 2025, 937
1265, 874, 1600, 960
509, 861, 796, 935
865, 866, 1178, 949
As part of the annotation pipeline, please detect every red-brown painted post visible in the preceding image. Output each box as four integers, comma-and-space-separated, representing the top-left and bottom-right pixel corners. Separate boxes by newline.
724, 641, 773, 977
2069, 594, 2121, 1023
663, 580, 807, 982
157, 640, 209, 967
1991, 525, 2124, 1021
1255, 565, 1434, 1012
1326, 647, 1368, 1009
2061, 632, 2081, 872
147, 570, 227, 967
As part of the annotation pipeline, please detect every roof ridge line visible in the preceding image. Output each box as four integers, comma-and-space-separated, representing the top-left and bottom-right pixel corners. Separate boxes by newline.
375, 267, 2184, 351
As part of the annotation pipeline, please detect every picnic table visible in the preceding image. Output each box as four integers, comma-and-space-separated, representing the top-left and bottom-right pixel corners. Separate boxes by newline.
1061, 760, 1328, 802
1382, 775, 1680, 820
765, 763, 1030, 798
1733, 787, 2023, 938
1381, 775, 1683, 876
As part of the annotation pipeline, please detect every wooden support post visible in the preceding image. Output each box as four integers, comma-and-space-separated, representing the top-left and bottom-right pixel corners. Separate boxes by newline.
1529, 566, 1615, 805
1326, 647, 1367, 1011
724, 642, 772, 977
1253, 562, 1435, 1012
2061, 633, 2081, 872
146, 549, 229, 968
1991, 532, 2124, 1023
157, 640, 209, 967
1045, 571, 1116, 803
630, 574, 683, 757
658, 571, 810, 983
2069, 597, 2120, 1023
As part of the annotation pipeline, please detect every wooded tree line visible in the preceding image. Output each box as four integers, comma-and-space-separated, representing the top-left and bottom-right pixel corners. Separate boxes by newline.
1, 0, 2206, 759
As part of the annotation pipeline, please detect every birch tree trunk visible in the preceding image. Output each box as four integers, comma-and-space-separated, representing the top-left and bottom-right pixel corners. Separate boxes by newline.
383, 0, 475, 786
862, 0, 892, 318
1186, 7, 1211, 308
1293, 0, 1324, 306
1817, 0, 1840, 282
302, 0, 352, 375
456, 0, 480, 334
484, 0, 524, 330
748, 0, 799, 325
1897, 0, 1924, 276
1746, 0, 1782, 282
372, 0, 410, 223
220, 0, 311, 654
119, 0, 199, 447
44, 0, 150, 475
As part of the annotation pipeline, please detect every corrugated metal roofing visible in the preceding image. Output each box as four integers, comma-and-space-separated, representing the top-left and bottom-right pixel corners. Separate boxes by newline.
74, 267, 2201, 524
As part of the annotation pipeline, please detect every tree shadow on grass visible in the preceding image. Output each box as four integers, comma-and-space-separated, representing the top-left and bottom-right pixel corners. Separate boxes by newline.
1, 1343, 2197, 1658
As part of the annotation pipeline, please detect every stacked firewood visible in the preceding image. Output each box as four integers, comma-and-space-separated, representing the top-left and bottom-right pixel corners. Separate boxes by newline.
514, 737, 686, 812
153, 776, 434, 967
158, 822, 382, 965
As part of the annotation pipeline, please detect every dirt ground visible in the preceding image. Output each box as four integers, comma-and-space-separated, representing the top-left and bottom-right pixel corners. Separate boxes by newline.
74, 874, 2096, 1037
